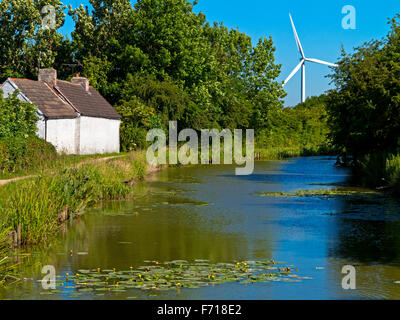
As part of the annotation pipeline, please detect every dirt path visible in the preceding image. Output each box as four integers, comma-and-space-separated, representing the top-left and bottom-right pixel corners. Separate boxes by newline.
0, 155, 128, 187
0, 175, 37, 187
76, 154, 127, 167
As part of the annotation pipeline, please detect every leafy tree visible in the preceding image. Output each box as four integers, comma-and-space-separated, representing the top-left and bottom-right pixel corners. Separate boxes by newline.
327, 15, 400, 159
119, 74, 190, 129
69, 0, 285, 140
0, 90, 38, 138
260, 95, 330, 153
0, 0, 66, 81
245, 37, 286, 130
115, 96, 158, 151
2, 0, 288, 151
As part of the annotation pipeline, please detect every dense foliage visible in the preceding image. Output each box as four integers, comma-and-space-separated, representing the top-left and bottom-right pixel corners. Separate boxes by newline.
0, 0, 291, 150
0, 90, 38, 138
0, 136, 57, 174
327, 15, 400, 160
260, 95, 331, 154
0, 89, 56, 174
0, 0, 66, 79
0, 0, 332, 154
326, 14, 400, 191
68, 0, 287, 148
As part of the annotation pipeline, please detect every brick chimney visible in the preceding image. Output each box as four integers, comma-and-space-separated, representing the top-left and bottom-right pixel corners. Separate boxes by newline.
71, 74, 90, 92
38, 68, 57, 85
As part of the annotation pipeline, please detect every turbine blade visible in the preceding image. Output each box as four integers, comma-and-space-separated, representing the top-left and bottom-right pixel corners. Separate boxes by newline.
306, 58, 338, 67
289, 13, 305, 59
284, 60, 304, 85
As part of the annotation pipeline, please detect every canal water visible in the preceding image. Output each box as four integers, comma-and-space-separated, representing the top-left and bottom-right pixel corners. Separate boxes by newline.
2, 156, 400, 300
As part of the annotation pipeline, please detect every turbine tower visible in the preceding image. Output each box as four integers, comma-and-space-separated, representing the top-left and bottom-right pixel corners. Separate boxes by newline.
284, 13, 338, 103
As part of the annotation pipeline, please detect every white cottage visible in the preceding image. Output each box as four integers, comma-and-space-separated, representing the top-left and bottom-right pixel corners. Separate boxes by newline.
1, 69, 121, 155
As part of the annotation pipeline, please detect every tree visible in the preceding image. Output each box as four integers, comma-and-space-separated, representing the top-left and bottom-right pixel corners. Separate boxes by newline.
245, 37, 286, 131
0, 89, 38, 138
0, 0, 66, 81
69, 0, 285, 135
261, 95, 330, 152
327, 15, 400, 159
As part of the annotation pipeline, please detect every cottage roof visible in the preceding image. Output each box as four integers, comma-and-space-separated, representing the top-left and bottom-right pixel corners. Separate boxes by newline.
7, 77, 121, 120
55, 80, 121, 120
10, 79, 77, 119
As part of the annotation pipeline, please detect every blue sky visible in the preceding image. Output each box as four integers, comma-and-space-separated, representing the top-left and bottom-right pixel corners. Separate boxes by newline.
61, 0, 400, 106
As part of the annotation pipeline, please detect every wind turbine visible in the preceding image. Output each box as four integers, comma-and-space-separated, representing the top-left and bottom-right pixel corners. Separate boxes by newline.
284, 13, 338, 103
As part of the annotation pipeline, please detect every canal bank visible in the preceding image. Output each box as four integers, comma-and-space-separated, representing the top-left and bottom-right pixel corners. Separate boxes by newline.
0, 151, 156, 283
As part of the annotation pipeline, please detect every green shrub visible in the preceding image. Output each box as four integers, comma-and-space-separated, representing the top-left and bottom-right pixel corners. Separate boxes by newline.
0, 136, 56, 174
119, 125, 150, 152
0, 90, 38, 139
385, 154, 400, 189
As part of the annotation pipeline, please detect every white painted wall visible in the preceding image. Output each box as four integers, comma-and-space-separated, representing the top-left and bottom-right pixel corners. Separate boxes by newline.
36, 117, 46, 139
46, 119, 77, 154
79, 116, 120, 155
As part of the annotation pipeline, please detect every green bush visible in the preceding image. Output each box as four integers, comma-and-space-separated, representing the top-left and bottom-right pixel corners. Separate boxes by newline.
0, 90, 38, 139
119, 124, 151, 152
256, 95, 332, 155
385, 154, 400, 190
0, 136, 57, 174
354, 153, 400, 193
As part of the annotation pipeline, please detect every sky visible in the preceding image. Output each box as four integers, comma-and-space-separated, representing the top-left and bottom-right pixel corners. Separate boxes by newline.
61, 0, 400, 106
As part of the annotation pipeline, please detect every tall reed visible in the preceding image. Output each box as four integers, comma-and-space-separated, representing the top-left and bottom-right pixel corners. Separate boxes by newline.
0, 153, 149, 284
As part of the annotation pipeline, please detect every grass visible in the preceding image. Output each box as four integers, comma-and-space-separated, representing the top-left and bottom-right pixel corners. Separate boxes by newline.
353, 153, 400, 194
0, 151, 151, 285
255, 144, 334, 161
384, 154, 400, 191
255, 147, 303, 160
0, 151, 148, 245
0, 152, 125, 180
161, 144, 333, 165
0, 229, 15, 286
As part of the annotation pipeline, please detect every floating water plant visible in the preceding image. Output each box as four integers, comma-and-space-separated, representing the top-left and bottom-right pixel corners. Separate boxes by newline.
259, 187, 379, 198
47, 259, 310, 297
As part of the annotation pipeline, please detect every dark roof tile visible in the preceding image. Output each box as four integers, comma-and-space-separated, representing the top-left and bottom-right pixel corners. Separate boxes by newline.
55, 80, 121, 120
11, 79, 77, 119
